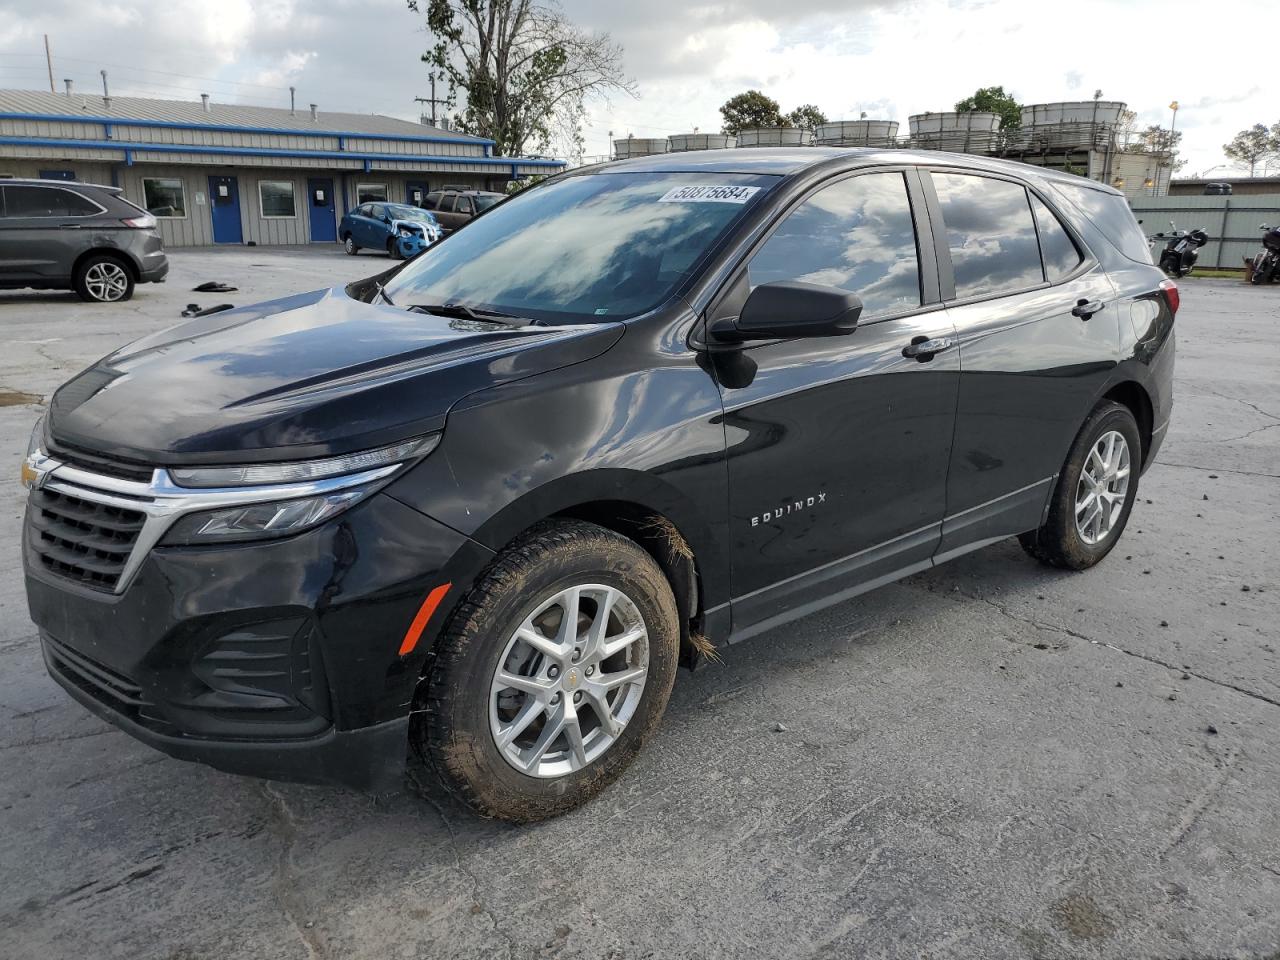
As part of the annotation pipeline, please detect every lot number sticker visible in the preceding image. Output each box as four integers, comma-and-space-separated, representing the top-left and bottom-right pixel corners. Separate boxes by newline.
658, 185, 760, 204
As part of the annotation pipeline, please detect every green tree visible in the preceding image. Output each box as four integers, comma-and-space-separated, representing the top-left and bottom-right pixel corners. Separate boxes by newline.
1137, 124, 1187, 172
720, 90, 786, 135
953, 85, 1021, 130
408, 0, 633, 159
787, 103, 828, 130
1223, 123, 1279, 177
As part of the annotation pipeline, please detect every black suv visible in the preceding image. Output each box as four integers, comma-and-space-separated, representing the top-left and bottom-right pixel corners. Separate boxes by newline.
22, 149, 1174, 821
0, 178, 168, 302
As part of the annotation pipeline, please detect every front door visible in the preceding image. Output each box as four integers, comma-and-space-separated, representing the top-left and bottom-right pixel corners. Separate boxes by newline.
208, 175, 242, 244
712, 169, 958, 638
307, 177, 337, 243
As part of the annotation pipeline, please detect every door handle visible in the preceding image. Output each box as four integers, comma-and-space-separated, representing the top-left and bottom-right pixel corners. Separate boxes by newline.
1072, 299, 1104, 319
58, 223, 81, 229
902, 335, 955, 361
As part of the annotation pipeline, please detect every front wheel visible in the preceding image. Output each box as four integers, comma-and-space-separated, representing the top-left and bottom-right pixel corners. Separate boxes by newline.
343, 235, 359, 255
386, 238, 404, 260
410, 519, 680, 822
1019, 401, 1141, 570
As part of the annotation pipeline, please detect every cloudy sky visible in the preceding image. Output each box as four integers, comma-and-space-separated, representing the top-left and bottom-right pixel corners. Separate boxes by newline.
0, 0, 1270, 176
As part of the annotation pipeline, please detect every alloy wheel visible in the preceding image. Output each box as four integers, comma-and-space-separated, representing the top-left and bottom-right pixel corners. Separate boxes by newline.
1075, 430, 1130, 545
489, 583, 649, 778
84, 262, 129, 302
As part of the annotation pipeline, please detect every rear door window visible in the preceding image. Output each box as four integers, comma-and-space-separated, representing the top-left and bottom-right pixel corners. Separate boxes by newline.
747, 170, 922, 320
1030, 194, 1083, 282
1049, 181, 1152, 263
457, 197, 474, 215
4, 185, 100, 218
931, 173, 1043, 300
423, 192, 440, 210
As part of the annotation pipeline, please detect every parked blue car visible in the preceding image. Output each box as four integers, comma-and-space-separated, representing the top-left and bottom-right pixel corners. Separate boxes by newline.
339, 202, 442, 259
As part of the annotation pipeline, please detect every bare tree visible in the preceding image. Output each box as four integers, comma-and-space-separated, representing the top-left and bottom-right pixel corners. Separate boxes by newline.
407, 0, 634, 160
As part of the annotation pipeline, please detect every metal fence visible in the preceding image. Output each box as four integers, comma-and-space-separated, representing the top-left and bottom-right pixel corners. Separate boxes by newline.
1128, 194, 1280, 270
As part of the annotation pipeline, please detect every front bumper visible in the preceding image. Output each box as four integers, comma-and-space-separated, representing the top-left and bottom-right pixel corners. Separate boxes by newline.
25, 488, 493, 791
394, 233, 433, 258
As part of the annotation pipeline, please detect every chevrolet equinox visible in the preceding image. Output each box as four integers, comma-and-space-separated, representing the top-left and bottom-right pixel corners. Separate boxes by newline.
22, 149, 1174, 822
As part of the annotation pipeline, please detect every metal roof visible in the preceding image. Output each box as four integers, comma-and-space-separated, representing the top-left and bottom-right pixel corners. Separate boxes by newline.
0, 89, 490, 145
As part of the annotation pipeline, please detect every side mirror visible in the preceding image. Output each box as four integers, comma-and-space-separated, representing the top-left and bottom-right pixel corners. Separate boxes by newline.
711, 281, 862, 343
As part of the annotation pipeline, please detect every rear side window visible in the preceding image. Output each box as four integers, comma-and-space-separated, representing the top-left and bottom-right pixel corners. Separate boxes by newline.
932, 173, 1043, 300
423, 192, 440, 210
748, 171, 921, 320
457, 197, 474, 215
1030, 194, 1083, 282
1050, 181, 1151, 263
4, 185, 100, 217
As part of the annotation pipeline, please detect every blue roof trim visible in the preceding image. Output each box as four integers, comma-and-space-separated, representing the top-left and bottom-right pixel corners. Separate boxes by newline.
0, 135, 565, 169
0, 110, 496, 148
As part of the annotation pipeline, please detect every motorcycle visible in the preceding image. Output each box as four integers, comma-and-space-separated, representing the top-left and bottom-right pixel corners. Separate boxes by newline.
1148, 221, 1209, 278
1249, 223, 1280, 285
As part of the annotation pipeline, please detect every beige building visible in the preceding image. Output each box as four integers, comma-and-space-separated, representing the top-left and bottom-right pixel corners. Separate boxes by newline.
0, 89, 563, 248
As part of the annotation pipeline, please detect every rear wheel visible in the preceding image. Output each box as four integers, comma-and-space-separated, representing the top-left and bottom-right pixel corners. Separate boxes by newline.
73, 254, 134, 303
343, 234, 359, 255
1019, 401, 1141, 570
410, 520, 679, 822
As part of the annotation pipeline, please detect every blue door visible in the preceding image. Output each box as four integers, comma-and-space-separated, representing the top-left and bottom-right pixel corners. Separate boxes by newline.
208, 175, 242, 244
307, 177, 337, 243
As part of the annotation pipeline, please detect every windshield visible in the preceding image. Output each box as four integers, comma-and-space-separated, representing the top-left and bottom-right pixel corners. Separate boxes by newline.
387, 204, 434, 221
381, 172, 777, 323
473, 194, 501, 212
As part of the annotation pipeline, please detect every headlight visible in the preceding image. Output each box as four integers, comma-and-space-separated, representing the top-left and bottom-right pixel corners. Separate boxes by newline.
20, 415, 46, 488
157, 434, 440, 544
161, 488, 372, 545
399, 227, 414, 238
168, 435, 439, 488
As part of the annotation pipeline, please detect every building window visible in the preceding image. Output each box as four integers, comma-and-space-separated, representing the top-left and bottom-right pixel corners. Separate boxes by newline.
142, 177, 187, 218
259, 180, 297, 218
356, 182, 387, 203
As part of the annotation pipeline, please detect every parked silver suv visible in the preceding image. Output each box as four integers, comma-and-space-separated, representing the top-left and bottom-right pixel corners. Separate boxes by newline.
0, 179, 168, 302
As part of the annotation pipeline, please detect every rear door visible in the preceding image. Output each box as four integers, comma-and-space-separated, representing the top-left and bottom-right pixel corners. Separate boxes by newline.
928, 170, 1121, 559
711, 168, 960, 638
435, 193, 460, 231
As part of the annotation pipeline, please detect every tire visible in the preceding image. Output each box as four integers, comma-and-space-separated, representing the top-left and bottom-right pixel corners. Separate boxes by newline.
386, 238, 404, 260
410, 519, 680, 823
73, 254, 134, 303
343, 234, 359, 255
1019, 401, 1141, 570
1159, 254, 1178, 278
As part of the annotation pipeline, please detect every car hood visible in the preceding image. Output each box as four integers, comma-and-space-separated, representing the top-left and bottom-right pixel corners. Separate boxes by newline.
49, 286, 623, 465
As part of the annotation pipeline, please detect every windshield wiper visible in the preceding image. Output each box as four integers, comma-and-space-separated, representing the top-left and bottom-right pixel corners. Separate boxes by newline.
406, 302, 538, 327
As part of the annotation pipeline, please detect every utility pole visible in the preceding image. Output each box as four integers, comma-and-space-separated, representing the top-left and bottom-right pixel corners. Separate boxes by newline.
415, 72, 448, 127
44, 35, 54, 93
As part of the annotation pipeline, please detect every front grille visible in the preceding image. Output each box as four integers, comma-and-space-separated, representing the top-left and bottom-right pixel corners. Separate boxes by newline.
28, 487, 146, 592
46, 441, 154, 483
43, 634, 171, 730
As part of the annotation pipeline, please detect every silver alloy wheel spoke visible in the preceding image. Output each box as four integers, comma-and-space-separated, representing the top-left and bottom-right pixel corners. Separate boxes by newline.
86, 262, 127, 301
1075, 430, 1131, 545
490, 582, 650, 778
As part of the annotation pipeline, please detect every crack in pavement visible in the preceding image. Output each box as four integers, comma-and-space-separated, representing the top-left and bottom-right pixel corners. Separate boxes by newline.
417, 789, 518, 960
1156, 461, 1280, 480
1224, 421, 1280, 443
0, 726, 116, 751
1205, 389, 1280, 423
1161, 742, 1239, 859
911, 582, 1280, 711
261, 783, 327, 960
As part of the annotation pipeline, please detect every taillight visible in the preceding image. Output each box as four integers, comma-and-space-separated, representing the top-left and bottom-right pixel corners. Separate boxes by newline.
121, 214, 156, 229
1159, 278, 1179, 315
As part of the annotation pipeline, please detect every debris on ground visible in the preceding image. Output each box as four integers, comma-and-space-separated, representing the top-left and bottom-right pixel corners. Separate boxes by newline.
181, 303, 236, 318
192, 281, 238, 293
1206, 725, 1218, 735
773, 721, 787, 733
